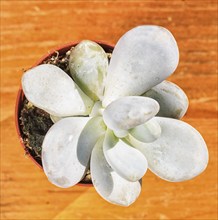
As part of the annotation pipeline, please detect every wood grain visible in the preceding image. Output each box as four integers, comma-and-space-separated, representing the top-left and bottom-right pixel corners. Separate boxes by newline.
0, 1, 217, 219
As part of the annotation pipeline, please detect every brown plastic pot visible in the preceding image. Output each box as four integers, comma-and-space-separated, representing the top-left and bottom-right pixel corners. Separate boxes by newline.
15, 41, 114, 186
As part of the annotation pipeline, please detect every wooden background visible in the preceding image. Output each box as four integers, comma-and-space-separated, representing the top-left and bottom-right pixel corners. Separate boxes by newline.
1, 1, 217, 219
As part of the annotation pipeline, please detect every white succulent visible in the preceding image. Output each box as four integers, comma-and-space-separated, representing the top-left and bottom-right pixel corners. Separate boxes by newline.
21, 25, 208, 207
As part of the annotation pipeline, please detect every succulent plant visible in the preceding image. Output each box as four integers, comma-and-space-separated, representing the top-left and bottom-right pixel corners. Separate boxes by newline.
21, 25, 208, 206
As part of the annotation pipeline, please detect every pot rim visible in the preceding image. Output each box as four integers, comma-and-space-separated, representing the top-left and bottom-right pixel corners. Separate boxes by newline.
15, 41, 114, 186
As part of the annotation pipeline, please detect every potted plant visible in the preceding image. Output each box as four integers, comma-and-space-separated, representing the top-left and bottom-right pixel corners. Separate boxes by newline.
15, 25, 209, 206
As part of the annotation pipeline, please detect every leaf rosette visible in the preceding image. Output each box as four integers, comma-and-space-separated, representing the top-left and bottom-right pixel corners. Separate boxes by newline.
21, 26, 208, 206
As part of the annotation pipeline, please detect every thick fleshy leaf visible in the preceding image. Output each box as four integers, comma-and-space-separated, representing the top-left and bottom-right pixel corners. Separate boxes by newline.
143, 80, 189, 119
22, 64, 94, 117
103, 25, 179, 107
103, 129, 148, 182
42, 117, 106, 188
128, 118, 161, 143
89, 101, 103, 117
42, 117, 90, 188
102, 96, 159, 137
130, 117, 208, 182
91, 137, 141, 206
77, 117, 106, 166
69, 40, 108, 101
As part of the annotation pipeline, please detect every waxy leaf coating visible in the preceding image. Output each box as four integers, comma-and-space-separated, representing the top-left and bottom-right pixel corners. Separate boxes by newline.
91, 137, 141, 206
22, 64, 93, 117
69, 40, 108, 101
131, 117, 209, 182
144, 80, 188, 119
103, 25, 179, 106
103, 129, 148, 182
103, 96, 159, 137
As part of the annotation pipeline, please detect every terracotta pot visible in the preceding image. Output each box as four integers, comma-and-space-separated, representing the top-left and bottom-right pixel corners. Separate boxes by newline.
15, 41, 114, 186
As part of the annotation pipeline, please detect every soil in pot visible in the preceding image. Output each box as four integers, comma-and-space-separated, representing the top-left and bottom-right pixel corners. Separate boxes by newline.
18, 44, 113, 184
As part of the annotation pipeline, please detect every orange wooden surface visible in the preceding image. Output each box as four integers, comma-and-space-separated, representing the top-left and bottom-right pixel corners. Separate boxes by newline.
1, 1, 217, 219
